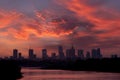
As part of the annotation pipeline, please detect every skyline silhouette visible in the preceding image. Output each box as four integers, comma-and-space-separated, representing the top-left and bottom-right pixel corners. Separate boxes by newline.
1, 45, 119, 60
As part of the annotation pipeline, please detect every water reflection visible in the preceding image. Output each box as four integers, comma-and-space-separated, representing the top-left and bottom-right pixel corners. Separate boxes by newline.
19, 68, 120, 80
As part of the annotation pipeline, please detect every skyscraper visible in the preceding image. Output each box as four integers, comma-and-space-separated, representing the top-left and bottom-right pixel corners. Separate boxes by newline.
78, 49, 84, 59
51, 53, 57, 60
66, 46, 76, 59
70, 46, 76, 58
28, 49, 34, 59
97, 48, 102, 59
92, 48, 102, 59
111, 54, 118, 58
18, 53, 22, 59
86, 51, 91, 59
66, 49, 70, 59
91, 49, 97, 59
42, 49, 48, 59
58, 46, 64, 60
13, 49, 18, 59
18, 52, 24, 60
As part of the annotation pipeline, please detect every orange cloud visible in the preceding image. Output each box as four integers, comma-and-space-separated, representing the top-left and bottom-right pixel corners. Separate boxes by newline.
0, 10, 22, 28
0, 0, 120, 57
56, 0, 120, 39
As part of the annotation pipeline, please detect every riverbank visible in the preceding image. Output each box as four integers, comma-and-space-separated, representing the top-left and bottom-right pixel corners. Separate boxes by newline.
39, 58, 120, 73
11, 58, 120, 73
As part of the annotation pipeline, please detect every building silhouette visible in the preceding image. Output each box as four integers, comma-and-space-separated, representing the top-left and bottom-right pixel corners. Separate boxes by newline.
92, 49, 97, 59
92, 48, 102, 59
18, 53, 22, 59
58, 46, 64, 60
42, 49, 48, 59
18, 52, 24, 60
66, 46, 76, 59
51, 53, 57, 60
28, 49, 36, 59
86, 51, 91, 59
13, 49, 18, 59
97, 48, 102, 59
78, 49, 84, 59
9, 46, 106, 60
111, 54, 118, 58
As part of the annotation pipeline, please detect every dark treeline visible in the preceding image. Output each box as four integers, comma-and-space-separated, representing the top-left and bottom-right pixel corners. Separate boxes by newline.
18, 58, 120, 73
0, 60, 22, 80
0, 57, 119, 80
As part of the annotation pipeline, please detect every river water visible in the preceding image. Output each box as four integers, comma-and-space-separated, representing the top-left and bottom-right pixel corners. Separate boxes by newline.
19, 67, 120, 80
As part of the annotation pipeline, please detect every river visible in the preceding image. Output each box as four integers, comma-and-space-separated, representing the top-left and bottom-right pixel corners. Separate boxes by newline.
19, 67, 120, 80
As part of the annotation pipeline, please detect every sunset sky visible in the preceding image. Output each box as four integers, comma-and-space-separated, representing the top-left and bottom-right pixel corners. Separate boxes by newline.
0, 0, 120, 57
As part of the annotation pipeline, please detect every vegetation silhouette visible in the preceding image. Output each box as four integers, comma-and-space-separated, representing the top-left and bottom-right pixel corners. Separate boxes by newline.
18, 58, 120, 73
0, 60, 22, 80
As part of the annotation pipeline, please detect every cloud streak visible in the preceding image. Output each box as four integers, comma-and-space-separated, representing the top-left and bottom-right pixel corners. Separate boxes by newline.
0, 0, 120, 57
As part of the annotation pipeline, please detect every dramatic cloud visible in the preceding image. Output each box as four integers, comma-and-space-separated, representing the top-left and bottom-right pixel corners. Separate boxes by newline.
0, 0, 120, 57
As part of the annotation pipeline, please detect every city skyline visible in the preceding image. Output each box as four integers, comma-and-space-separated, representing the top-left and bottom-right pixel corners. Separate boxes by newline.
3, 45, 119, 59
0, 0, 120, 57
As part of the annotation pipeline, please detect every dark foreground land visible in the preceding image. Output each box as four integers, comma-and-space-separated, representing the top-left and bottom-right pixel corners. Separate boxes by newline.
0, 60, 22, 80
1, 58, 119, 79
19, 58, 120, 73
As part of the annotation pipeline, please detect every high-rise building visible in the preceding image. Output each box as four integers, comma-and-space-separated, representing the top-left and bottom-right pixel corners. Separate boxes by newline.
18, 53, 22, 59
92, 49, 97, 59
18, 52, 24, 60
71, 46, 76, 57
111, 54, 118, 58
78, 49, 84, 59
28, 49, 34, 59
58, 46, 64, 60
51, 53, 57, 60
42, 49, 48, 59
92, 48, 102, 59
66, 49, 70, 59
97, 48, 102, 59
13, 49, 18, 59
66, 46, 76, 59
86, 51, 91, 59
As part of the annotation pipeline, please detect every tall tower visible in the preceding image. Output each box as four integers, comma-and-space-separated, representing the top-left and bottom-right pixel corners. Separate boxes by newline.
97, 48, 102, 59
78, 49, 84, 59
92, 48, 102, 59
92, 49, 97, 59
28, 49, 34, 59
86, 51, 91, 59
70, 45, 76, 58
13, 49, 18, 59
66, 46, 76, 60
42, 49, 48, 59
58, 45, 64, 60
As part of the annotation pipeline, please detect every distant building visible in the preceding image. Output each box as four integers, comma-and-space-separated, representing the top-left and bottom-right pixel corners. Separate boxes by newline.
58, 46, 64, 60
18, 52, 24, 60
96, 48, 102, 59
91, 49, 97, 59
86, 51, 91, 59
111, 54, 118, 58
51, 53, 57, 60
66, 49, 70, 59
91, 48, 102, 59
66, 46, 76, 60
33, 54, 37, 59
28, 49, 35, 59
18, 53, 22, 59
78, 49, 84, 59
13, 49, 18, 59
42, 49, 48, 59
